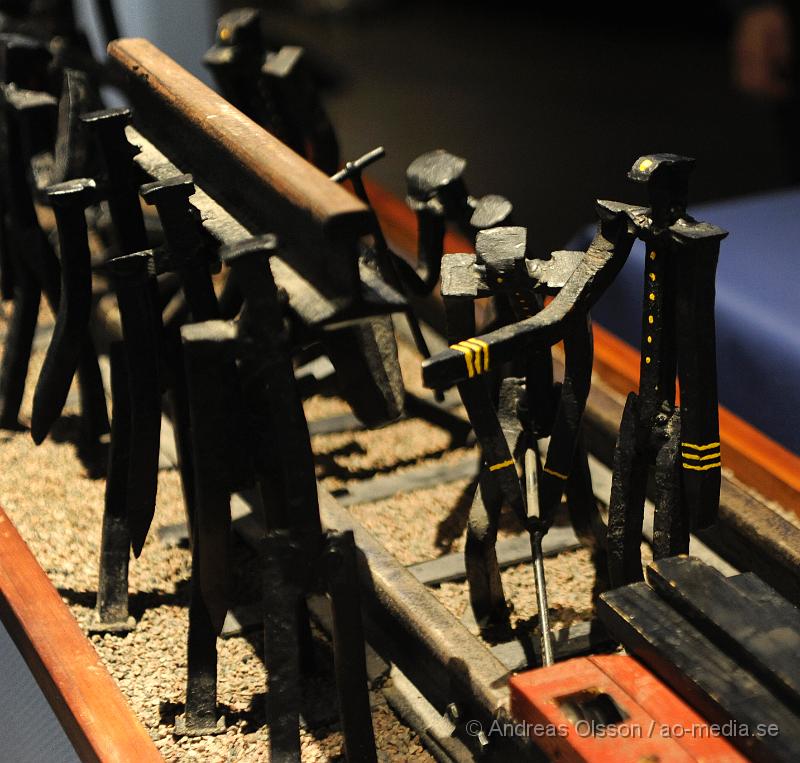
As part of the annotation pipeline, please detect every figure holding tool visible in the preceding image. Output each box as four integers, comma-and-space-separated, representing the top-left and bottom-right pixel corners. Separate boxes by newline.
422, 205, 637, 644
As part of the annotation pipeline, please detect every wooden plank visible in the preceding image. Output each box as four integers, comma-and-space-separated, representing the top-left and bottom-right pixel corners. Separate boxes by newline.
407, 526, 580, 586
0, 507, 162, 763
728, 572, 800, 631
332, 454, 479, 507
108, 38, 372, 307
598, 582, 800, 763
490, 619, 613, 672
647, 556, 800, 706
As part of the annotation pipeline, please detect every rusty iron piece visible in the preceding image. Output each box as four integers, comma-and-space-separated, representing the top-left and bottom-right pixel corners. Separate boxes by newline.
30, 177, 98, 443
1, 82, 108, 448
606, 154, 727, 587
89, 341, 135, 634
220, 235, 321, 533
106, 252, 162, 558
429, 211, 635, 634
81, 106, 149, 257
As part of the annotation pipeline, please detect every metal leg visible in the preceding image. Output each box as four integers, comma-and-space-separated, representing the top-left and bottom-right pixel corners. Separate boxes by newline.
262, 531, 304, 762
75, 336, 110, 450
652, 410, 689, 559
325, 531, 378, 763
163, 333, 197, 545
178, 564, 224, 736
464, 467, 509, 631
0, 272, 39, 429
91, 342, 134, 633
566, 438, 606, 553
607, 393, 649, 587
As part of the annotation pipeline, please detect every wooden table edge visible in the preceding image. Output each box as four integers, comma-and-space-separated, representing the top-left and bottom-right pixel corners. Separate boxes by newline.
0, 506, 162, 763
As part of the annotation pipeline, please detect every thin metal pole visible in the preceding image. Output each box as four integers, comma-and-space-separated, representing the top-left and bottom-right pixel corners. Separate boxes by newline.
525, 447, 554, 666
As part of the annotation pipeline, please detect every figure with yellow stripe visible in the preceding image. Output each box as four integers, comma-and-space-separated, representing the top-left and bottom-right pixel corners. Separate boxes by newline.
424, 213, 637, 641
606, 154, 727, 587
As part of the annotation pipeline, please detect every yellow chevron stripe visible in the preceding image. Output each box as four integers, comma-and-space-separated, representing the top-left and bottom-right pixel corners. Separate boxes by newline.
489, 459, 515, 472
461, 339, 485, 374
682, 441, 720, 451
682, 451, 721, 461
543, 466, 568, 480
683, 461, 721, 471
450, 342, 475, 378
469, 338, 490, 372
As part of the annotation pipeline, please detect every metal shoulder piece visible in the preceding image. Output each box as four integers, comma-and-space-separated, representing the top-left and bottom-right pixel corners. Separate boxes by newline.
402, 149, 513, 295
422, 207, 636, 390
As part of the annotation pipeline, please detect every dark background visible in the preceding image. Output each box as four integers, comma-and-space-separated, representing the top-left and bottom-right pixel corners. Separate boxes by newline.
218, 1, 793, 253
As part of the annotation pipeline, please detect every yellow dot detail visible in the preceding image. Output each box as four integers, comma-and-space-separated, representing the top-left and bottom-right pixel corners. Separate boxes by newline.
649, 293, 656, 301
220, 26, 232, 41
497, 277, 504, 284
649, 273, 656, 282
645, 357, 651, 364
647, 336, 653, 344
649, 252, 656, 261
639, 158, 653, 172
648, 315, 654, 324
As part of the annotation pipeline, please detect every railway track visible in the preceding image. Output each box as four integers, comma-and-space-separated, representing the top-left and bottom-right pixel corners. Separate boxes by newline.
144, 315, 775, 761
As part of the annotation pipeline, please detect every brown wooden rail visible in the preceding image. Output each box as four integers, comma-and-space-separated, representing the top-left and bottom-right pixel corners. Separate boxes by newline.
365, 179, 800, 519
0, 506, 162, 763
108, 38, 372, 311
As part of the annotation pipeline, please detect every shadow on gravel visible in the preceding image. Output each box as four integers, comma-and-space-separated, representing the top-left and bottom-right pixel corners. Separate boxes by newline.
56, 583, 191, 618
49, 414, 109, 480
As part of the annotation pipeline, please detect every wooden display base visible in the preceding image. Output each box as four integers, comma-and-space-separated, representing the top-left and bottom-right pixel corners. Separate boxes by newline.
0, 506, 161, 763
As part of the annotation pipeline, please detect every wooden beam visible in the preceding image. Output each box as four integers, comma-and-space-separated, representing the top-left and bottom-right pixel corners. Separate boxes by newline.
598, 582, 800, 763
647, 556, 800, 707
0, 507, 161, 763
108, 38, 372, 303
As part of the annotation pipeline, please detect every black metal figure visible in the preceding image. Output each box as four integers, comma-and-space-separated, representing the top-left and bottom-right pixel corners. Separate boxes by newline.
605, 154, 727, 587
422, 203, 638, 653
203, 7, 339, 175
173, 236, 378, 760
0, 72, 108, 447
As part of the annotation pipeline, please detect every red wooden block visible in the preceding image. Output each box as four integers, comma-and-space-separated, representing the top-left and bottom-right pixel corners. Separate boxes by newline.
509, 654, 747, 762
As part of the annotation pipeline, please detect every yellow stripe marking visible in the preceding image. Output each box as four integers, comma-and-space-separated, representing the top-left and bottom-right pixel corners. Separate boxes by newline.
649, 251, 656, 260
469, 337, 490, 372
461, 339, 485, 374
682, 441, 721, 451
489, 459, 514, 472
543, 466, 568, 480
649, 292, 656, 301
683, 461, 721, 471
648, 315, 654, 324
682, 451, 720, 461
451, 343, 475, 378
649, 272, 656, 282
